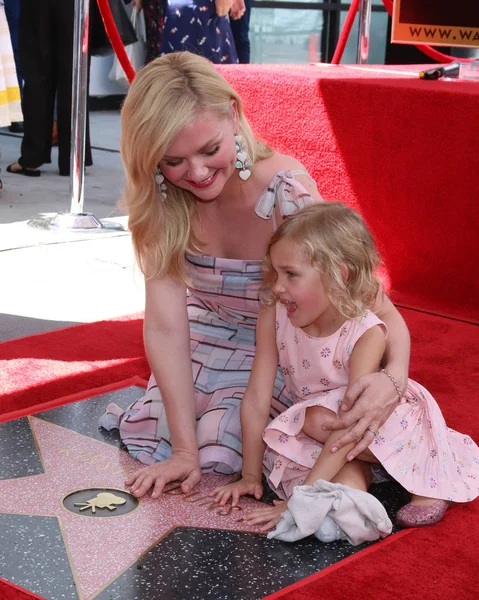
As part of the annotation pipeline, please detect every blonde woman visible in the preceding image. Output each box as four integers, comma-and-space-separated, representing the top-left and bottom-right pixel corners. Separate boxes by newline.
212, 203, 478, 538
100, 52, 411, 500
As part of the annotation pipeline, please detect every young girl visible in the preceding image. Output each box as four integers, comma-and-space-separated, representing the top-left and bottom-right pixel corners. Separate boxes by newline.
212, 202, 479, 539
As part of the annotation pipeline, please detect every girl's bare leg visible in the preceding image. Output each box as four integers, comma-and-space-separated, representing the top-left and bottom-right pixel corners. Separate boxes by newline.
332, 459, 372, 491
245, 406, 377, 531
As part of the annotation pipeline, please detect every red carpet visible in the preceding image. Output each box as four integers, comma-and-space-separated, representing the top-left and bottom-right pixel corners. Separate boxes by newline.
219, 64, 479, 323
0, 308, 478, 599
0, 314, 149, 418
0, 578, 44, 600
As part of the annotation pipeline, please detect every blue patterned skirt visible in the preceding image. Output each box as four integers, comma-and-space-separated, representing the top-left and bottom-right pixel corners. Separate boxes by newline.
161, 0, 238, 64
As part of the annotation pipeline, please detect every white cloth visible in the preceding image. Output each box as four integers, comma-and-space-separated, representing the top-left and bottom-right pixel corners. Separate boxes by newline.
267, 480, 393, 546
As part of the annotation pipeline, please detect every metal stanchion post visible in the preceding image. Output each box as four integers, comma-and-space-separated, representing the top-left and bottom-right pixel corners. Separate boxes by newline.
356, 0, 372, 64
47, 0, 123, 232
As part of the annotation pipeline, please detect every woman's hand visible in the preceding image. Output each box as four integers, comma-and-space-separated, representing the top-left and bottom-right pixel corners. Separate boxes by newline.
230, 0, 246, 20
130, 0, 143, 13
321, 371, 401, 461
210, 475, 263, 507
215, 0, 233, 17
125, 450, 201, 499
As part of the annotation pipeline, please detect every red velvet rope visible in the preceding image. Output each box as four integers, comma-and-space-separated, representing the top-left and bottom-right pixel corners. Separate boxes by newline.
95, 0, 136, 83
331, 0, 361, 65
331, 0, 475, 65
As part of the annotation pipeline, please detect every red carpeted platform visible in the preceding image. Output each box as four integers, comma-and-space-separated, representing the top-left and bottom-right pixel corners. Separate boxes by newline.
219, 63, 479, 324
0, 314, 149, 417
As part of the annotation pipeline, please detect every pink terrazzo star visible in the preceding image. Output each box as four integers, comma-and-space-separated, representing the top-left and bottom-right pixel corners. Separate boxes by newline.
0, 417, 266, 600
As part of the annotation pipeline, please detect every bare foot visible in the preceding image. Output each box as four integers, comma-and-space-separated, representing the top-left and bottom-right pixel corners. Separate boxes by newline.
243, 500, 287, 532
409, 494, 440, 506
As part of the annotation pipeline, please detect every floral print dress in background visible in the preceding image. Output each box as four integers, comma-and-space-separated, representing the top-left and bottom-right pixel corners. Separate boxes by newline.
143, 0, 165, 63
160, 0, 238, 64
263, 306, 479, 503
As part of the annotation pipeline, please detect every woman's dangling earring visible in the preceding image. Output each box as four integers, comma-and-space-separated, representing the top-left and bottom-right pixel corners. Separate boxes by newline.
155, 168, 167, 201
235, 134, 251, 181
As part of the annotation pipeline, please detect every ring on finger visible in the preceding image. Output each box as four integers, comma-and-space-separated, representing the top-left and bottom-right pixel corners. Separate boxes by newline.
366, 426, 379, 437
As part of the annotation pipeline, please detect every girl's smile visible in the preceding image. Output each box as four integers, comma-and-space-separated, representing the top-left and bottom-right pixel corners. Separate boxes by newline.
281, 299, 298, 316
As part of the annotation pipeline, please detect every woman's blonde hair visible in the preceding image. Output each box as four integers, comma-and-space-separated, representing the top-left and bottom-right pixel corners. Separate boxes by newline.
120, 51, 273, 281
262, 203, 382, 319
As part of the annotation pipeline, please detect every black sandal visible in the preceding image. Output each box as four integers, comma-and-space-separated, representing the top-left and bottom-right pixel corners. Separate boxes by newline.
7, 163, 41, 177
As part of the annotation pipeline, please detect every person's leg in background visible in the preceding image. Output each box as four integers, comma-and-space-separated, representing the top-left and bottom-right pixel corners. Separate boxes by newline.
143, 1, 165, 64
4, 0, 23, 132
9, 0, 54, 175
230, 0, 252, 64
55, 0, 92, 176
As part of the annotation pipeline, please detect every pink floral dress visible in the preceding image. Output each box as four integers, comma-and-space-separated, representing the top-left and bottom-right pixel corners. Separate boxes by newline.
263, 305, 479, 503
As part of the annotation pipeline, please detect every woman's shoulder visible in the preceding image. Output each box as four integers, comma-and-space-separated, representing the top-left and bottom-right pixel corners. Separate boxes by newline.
253, 153, 322, 222
255, 152, 320, 199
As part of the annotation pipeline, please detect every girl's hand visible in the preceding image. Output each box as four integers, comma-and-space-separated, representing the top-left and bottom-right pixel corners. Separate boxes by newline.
125, 450, 201, 499
230, 0, 246, 20
210, 475, 263, 506
243, 500, 287, 532
215, 0, 233, 17
321, 372, 399, 461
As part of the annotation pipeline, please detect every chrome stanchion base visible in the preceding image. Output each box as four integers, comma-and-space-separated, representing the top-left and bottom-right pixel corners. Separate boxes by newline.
28, 212, 124, 232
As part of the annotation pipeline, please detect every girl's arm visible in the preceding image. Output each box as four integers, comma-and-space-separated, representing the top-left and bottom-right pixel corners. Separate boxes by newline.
211, 305, 279, 506
241, 305, 279, 480
322, 294, 410, 460
303, 325, 386, 485
126, 274, 201, 498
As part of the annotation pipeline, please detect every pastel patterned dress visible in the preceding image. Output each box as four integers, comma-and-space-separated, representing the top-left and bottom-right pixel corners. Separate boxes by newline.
263, 306, 479, 503
105, 171, 317, 474
160, 0, 238, 64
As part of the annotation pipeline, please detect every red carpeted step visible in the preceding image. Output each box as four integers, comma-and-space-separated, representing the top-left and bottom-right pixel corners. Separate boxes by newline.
219, 64, 479, 323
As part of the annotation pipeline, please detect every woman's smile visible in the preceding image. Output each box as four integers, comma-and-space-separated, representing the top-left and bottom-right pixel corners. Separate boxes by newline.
186, 170, 219, 189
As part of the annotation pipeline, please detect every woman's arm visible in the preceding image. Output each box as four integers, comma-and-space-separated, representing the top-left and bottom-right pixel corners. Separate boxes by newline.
211, 305, 279, 506
215, 0, 233, 17
126, 274, 201, 498
322, 295, 410, 460
375, 293, 410, 385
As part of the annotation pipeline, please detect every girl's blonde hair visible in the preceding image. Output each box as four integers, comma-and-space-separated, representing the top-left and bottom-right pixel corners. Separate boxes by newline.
262, 203, 382, 319
120, 51, 273, 281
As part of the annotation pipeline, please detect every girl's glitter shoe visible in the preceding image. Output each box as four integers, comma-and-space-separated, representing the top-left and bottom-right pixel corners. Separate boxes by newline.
396, 500, 450, 528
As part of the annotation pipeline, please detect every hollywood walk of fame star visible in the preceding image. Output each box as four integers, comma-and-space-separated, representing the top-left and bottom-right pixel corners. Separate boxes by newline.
0, 416, 265, 600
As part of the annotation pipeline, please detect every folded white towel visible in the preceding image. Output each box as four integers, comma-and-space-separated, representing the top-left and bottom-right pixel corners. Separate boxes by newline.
267, 479, 393, 546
